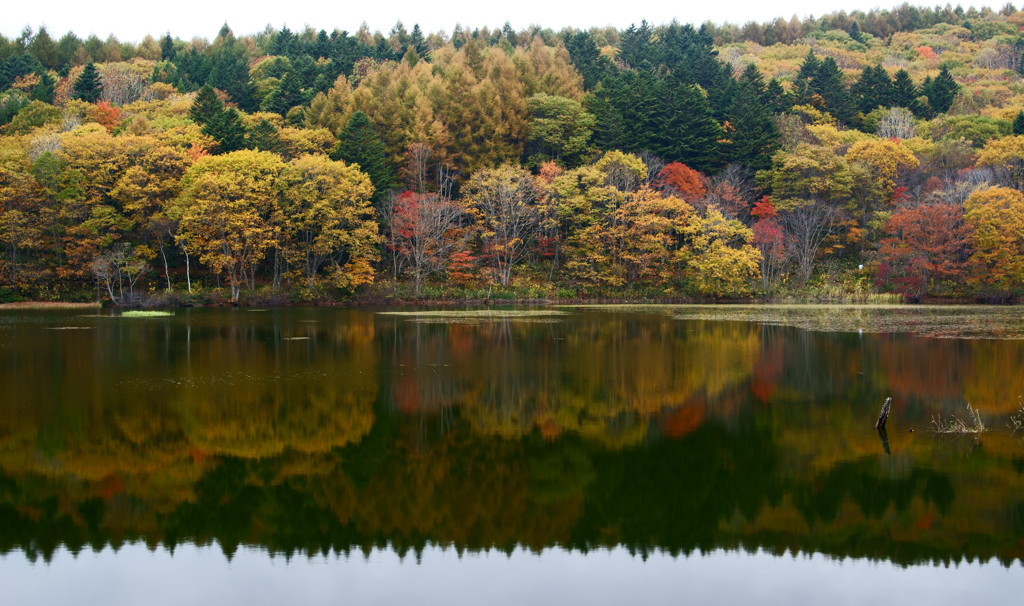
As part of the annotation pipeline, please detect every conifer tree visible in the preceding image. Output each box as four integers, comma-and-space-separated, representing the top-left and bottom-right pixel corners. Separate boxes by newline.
31, 70, 55, 103
891, 69, 922, 114
189, 84, 223, 125
331, 111, 394, 197
1013, 111, 1024, 136
73, 62, 102, 102
726, 65, 780, 170
203, 107, 247, 153
924, 65, 959, 114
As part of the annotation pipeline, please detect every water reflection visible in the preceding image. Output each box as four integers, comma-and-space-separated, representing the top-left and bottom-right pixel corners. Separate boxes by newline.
1, 306, 1023, 569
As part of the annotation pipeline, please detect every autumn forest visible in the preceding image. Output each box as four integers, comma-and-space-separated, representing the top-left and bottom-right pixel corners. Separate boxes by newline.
5, 4, 1024, 303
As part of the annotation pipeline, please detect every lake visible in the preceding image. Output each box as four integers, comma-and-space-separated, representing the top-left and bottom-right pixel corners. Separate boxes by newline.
1, 305, 1023, 603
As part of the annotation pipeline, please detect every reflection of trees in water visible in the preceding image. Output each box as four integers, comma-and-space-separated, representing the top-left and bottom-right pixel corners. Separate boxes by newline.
380, 315, 760, 446
4, 310, 1024, 566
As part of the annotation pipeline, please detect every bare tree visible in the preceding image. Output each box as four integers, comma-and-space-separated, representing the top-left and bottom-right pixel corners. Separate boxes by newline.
876, 107, 917, 140
90, 244, 149, 305
464, 165, 540, 286
782, 200, 842, 283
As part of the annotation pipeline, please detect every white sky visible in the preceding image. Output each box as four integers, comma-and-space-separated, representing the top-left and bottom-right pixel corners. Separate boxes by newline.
3, 1, 1007, 42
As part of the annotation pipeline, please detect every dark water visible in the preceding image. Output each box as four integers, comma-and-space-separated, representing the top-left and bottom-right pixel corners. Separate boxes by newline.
1, 305, 1022, 603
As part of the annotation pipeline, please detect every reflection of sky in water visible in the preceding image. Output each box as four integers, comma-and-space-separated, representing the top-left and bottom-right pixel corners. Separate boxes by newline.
3, 545, 1021, 605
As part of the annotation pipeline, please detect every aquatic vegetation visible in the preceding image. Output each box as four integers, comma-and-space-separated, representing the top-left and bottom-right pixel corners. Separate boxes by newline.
1009, 398, 1024, 432
378, 310, 568, 323
931, 404, 986, 434
570, 304, 1024, 339
119, 310, 174, 318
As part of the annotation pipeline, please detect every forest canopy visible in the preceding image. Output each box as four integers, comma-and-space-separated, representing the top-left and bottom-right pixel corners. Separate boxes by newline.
4, 4, 1024, 303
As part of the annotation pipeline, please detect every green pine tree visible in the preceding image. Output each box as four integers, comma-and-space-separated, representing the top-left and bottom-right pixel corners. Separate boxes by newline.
203, 107, 247, 153
331, 111, 394, 197
31, 70, 56, 103
72, 62, 102, 103
245, 119, 285, 154
925, 65, 959, 114
189, 85, 223, 126
725, 66, 780, 171
1013, 111, 1024, 136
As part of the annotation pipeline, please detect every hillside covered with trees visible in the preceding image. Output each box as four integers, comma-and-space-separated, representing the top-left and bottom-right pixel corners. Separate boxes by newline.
4, 3, 1024, 303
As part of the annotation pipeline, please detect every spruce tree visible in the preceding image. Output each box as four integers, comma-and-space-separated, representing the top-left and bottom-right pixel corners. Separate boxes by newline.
925, 65, 959, 114
792, 51, 821, 105
160, 34, 176, 60
31, 70, 55, 103
189, 84, 223, 125
73, 62, 102, 102
812, 57, 853, 123
203, 107, 246, 153
245, 119, 285, 154
261, 70, 303, 115
726, 66, 780, 171
891, 69, 924, 116
331, 111, 394, 197
1013, 111, 1024, 136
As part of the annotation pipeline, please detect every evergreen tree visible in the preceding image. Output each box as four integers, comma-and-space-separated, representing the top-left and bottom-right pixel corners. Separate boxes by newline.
849, 21, 866, 43
209, 41, 256, 112
245, 119, 285, 154
160, 34, 176, 60
564, 31, 610, 91
792, 51, 821, 105
31, 70, 55, 103
1013, 111, 1024, 136
203, 107, 247, 153
924, 65, 959, 114
891, 69, 924, 116
648, 75, 723, 172
410, 24, 430, 58
852, 65, 893, 115
765, 78, 791, 113
331, 111, 394, 197
812, 57, 853, 123
261, 70, 303, 115
72, 62, 102, 102
619, 21, 654, 69
725, 65, 780, 170
190, 84, 223, 125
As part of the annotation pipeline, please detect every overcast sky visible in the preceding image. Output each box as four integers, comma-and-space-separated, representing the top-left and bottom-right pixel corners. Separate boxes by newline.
4, 1, 1006, 42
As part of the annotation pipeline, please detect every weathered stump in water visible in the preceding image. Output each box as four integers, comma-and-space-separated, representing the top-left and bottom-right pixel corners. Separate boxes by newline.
875, 397, 893, 430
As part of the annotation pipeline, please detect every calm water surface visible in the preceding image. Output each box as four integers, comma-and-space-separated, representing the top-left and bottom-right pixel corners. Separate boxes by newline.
1, 305, 1022, 603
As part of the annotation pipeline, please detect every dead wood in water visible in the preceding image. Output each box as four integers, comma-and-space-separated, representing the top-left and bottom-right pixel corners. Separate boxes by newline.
875, 397, 893, 430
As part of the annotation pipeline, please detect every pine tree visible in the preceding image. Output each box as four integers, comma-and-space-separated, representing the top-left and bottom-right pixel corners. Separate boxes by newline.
160, 34, 176, 60
203, 107, 246, 153
813, 57, 853, 123
792, 51, 821, 105
1013, 111, 1024, 136
726, 65, 780, 170
891, 69, 924, 116
245, 119, 285, 154
925, 65, 959, 114
31, 70, 55, 103
190, 84, 223, 125
73, 62, 102, 102
331, 111, 394, 197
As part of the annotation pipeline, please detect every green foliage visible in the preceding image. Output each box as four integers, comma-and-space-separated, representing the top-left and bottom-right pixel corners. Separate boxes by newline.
73, 62, 102, 103
331, 111, 393, 197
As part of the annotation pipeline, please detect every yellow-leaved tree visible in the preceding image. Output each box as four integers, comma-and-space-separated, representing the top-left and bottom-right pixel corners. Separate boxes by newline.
964, 186, 1024, 297
172, 150, 285, 300
278, 154, 379, 291
679, 206, 762, 298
